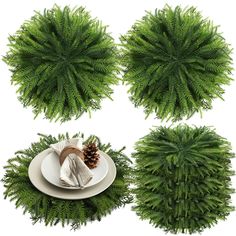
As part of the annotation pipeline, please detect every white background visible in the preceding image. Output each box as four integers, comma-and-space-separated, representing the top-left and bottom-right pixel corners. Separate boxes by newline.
0, 0, 236, 235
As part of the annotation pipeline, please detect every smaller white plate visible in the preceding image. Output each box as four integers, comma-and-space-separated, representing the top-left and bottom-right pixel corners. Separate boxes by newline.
41, 150, 108, 189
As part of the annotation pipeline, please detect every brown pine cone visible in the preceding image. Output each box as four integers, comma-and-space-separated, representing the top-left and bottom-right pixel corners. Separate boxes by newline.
83, 143, 100, 169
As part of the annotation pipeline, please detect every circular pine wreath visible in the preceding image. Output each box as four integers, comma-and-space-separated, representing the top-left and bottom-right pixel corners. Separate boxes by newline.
2, 133, 132, 229
133, 125, 235, 234
3, 5, 118, 122
121, 6, 233, 121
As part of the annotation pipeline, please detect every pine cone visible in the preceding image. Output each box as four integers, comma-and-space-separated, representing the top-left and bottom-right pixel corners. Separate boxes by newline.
83, 143, 100, 169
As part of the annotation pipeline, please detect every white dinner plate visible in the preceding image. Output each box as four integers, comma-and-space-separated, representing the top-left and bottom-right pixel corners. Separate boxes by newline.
28, 148, 117, 200
41, 150, 108, 189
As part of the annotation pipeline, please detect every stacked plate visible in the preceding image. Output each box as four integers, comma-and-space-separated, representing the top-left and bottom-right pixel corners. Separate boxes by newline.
28, 148, 117, 200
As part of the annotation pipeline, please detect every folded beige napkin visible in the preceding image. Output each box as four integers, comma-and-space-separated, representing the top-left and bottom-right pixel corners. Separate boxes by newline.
50, 138, 93, 188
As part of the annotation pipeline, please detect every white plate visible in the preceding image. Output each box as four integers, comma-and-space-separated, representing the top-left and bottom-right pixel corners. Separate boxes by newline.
28, 148, 116, 200
41, 150, 108, 189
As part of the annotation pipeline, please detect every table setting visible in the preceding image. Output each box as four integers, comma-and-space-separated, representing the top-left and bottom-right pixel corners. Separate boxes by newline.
3, 133, 132, 229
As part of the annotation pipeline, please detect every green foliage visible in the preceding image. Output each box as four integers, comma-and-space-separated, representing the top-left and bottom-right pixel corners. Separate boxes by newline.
4, 5, 118, 122
133, 125, 234, 234
121, 6, 233, 121
2, 133, 132, 229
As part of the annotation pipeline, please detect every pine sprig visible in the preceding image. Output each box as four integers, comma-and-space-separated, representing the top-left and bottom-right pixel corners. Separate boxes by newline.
121, 6, 233, 121
133, 125, 235, 234
3, 5, 119, 122
2, 133, 132, 229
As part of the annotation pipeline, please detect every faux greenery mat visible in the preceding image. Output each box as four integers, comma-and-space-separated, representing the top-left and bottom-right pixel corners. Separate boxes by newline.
3, 6, 119, 122
121, 6, 233, 121
2, 133, 132, 229
133, 125, 235, 234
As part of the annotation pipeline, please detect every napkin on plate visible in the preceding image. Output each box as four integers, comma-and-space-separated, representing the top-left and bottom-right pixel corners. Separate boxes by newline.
50, 138, 93, 188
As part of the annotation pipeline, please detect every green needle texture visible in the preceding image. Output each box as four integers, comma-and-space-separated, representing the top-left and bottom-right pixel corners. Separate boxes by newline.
133, 125, 235, 234
121, 6, 233, 121
4, 5, 119, 122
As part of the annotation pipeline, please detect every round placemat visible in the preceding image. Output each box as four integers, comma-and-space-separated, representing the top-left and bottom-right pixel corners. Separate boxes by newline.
2, 133, 132, 229
29, 149, 116, 199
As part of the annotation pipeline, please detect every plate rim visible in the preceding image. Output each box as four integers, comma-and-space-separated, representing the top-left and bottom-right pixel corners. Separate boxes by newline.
40, 149, 109, 190
28, 148, 117, 200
